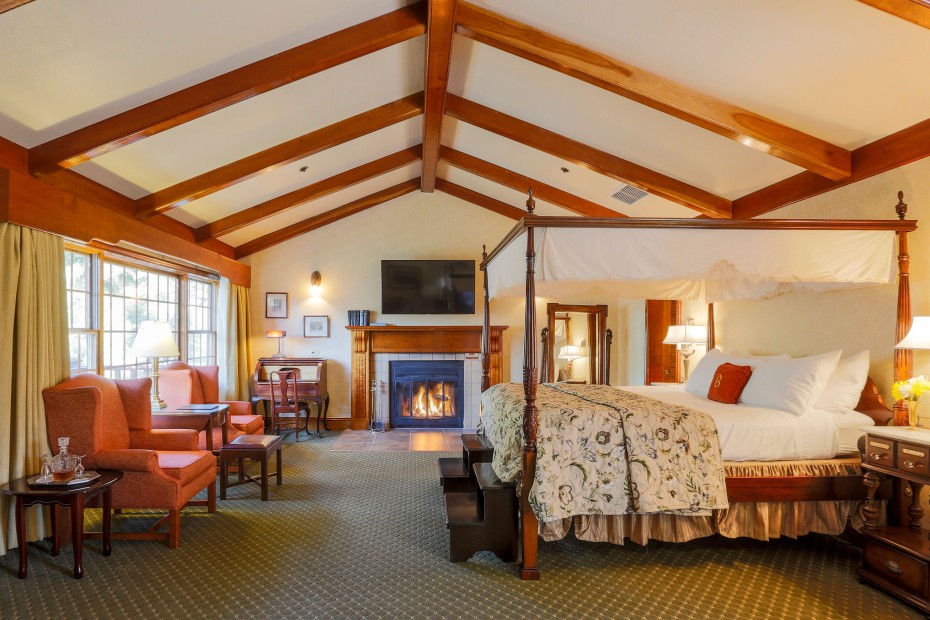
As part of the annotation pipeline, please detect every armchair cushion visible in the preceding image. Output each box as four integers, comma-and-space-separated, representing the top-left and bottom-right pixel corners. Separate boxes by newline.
52, 375, 131, 450
159, 369, 198, 410
229, 414, 264, 435
157, 451, 216, 482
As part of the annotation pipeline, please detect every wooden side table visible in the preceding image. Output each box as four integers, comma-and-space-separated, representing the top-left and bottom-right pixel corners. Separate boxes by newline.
860, 426, 930, 613
152, 404, 229, 451
0, 469, 122, 579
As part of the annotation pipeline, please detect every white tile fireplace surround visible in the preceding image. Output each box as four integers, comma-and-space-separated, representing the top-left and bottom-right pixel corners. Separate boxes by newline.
372, 353, 482, 429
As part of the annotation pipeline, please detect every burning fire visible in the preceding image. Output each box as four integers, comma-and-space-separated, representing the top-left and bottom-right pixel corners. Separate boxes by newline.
403, 382, 456, 418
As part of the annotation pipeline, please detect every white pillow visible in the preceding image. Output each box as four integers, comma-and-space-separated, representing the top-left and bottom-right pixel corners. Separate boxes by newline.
740, 350, 842, 416
684, 348, 788, 397
814, 350, 870, 413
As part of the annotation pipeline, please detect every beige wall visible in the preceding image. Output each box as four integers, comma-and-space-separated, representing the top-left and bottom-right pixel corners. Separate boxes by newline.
716, 157, 930, 402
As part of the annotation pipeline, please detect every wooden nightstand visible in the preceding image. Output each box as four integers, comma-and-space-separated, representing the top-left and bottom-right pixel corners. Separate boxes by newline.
860, 426, 930, 613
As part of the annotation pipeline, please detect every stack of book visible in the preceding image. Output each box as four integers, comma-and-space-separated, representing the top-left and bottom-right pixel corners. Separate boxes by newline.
347, 310, 371, 326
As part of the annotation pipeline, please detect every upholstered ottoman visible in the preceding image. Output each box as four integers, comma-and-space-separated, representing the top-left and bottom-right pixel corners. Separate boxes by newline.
219, 435, 283, 501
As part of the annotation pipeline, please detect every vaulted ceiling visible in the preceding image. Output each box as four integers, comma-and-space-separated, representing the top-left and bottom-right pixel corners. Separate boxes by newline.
2, 0, 929, 261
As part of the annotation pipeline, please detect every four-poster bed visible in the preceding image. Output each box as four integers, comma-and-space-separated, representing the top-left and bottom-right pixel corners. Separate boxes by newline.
478, 191, 917, 580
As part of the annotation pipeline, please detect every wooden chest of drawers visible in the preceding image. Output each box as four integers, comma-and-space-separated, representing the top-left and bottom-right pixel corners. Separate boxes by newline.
859, 428, 930, 614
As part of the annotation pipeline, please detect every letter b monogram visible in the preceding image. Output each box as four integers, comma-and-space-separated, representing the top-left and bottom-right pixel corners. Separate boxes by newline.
713, 374, 722, 388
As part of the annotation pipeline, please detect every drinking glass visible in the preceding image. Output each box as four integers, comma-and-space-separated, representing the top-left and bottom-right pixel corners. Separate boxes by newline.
73, 455, 85, 480
39, 454, 53, 483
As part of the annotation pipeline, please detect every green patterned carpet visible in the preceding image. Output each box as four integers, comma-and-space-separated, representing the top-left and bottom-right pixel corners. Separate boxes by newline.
0, 434, 922, 619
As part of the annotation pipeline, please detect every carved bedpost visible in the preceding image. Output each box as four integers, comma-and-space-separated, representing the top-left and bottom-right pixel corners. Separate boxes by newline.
520, 190, 540, 580
894, 191, 912, 426
605, 328, 613, 386
481, 245, 491, 393
707, 303, 715, 350
539, 327, 550, 383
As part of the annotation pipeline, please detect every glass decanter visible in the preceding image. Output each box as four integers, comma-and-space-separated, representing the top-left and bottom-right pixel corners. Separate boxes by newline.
50, 437, 78, 482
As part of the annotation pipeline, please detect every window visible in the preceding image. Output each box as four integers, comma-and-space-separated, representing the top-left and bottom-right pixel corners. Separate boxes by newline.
64, 247, 218, 377
65, 249, 97, 375
187, 278, 216, 366
103, 262, 179, 379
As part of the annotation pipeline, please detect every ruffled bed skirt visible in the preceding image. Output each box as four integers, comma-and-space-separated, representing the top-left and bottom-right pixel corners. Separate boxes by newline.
538, 457, 872, 544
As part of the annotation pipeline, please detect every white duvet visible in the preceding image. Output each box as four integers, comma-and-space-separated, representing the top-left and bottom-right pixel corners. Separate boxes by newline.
622, 385, 873, 461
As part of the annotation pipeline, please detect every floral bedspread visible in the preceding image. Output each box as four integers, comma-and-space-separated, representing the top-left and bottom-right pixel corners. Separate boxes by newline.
479, 383, 729, 523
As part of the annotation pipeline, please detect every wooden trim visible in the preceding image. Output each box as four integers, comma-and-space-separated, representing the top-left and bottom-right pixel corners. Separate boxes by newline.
87, 241, 218, 280
734, 117, 930, 218
856, 0, 930, 29
234, 178, 420, 258
198, 146, 422, 241
136, 93, 424, 219
421, 0, 457, 192
520, 192, 540, 580
707, 303, 715, 350
895, 192, 912, 426
0, 0, 34, 15
440, 146, 625, 218
28, 3, 427, 174
1, 165, 250, 286
435, 178, 525, 219
346, 324, 507, 428
455, 2, 850, 181
445, 94, 732, 218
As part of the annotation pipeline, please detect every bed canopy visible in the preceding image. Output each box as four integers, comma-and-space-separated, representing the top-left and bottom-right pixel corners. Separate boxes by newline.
478, 192, 917, 580
486, 220, 900, 303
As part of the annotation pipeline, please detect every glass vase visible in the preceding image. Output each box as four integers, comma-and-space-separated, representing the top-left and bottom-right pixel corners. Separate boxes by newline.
907, 400, 920, 429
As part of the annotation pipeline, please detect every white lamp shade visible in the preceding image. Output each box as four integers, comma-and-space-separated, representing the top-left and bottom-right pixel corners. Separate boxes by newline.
558, 345, 584, 360
663, 324, 708, 346
896, 316, 930, 350
130, 321, 179, 358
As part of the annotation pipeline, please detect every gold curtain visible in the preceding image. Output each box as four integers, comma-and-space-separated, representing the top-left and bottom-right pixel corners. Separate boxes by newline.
218, 277, 253, 401
0, 223, 69, 554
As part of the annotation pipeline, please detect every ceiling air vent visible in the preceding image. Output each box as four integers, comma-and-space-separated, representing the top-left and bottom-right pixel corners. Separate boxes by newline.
610, 184, 648, 205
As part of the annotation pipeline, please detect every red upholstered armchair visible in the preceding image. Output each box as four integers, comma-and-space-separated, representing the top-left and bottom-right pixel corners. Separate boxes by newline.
42, 374, 217, 548
160, 362, 264, 449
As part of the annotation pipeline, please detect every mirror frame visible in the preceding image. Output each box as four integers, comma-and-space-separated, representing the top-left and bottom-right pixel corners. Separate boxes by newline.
541, 303, 610, 385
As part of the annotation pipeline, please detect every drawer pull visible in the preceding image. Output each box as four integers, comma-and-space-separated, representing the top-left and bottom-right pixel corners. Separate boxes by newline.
884, 560, 903, 574
903, 448, 926, 458
870, 440, 891, 450
904, 460, 923, 469
870, 453, 887, 461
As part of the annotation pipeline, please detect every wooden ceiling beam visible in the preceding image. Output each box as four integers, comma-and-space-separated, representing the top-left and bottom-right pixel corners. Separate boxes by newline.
440, 146, 625, 217
136, 93, 423, 219
28, 3, 427, 175
435, 178, 525, 219
455, 2, 851, 181
0, 1, 34, 14
445, 94, 731, 218
856, 0, 930, 29
235, 178, 419, 258
198, 146, 421, 242
421, 0, 457, 192
734, 116, 930, 218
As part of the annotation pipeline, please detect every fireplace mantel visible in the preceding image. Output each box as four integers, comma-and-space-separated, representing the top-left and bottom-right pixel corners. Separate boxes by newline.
346, 325, 507, 430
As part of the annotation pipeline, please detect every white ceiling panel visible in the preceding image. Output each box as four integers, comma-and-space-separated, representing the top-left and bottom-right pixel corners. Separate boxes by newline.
218, 164, 421, 247
438, 164, 572, 218
0, 0, 416, 146
166, 117, 423, 228
442, 118, 697, 218
74, 39, 424, 197
448, 36, 801, 199
469, 0, 930, 148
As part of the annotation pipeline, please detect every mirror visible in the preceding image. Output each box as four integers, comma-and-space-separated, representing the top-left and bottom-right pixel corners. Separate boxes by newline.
540, 303, 610, 385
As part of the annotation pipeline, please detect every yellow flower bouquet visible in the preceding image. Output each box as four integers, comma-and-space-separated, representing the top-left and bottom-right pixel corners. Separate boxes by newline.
892, 375, 930, 427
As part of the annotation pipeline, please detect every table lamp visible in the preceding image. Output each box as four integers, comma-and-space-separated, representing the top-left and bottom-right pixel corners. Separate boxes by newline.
663, 320, 708, 382
130, 320, 179, 409
558, 345, 585, 380
266, 330, 286, 358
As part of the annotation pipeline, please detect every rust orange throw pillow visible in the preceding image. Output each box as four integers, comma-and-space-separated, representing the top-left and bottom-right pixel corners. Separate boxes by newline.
707, 363, 753, 404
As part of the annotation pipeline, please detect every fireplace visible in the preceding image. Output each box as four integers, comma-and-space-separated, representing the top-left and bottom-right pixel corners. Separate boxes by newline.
389, 360, 464, 429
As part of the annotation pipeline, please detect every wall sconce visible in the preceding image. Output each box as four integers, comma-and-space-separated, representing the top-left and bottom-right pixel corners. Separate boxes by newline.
310, 271, 322, 296
265, 330, 286, 358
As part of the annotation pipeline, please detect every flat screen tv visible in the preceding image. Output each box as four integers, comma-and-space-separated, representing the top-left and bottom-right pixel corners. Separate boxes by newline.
381, 260, 476, 314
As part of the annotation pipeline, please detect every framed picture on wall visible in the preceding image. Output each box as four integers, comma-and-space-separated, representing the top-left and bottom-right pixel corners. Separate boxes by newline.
265, 292, 288, 318
304, 315, 329, 338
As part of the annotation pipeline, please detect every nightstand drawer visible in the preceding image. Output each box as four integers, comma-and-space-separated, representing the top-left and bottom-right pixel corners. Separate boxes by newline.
897, 441, 930, 474
866, 435, 895, 467
864, 541, 928, 598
